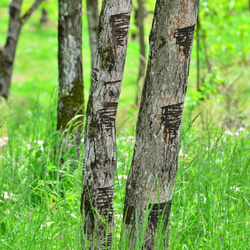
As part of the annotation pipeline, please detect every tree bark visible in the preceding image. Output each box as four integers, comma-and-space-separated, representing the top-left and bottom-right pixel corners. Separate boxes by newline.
81, 0, 132, 248
0, 0, 45, 100
86, 0, 99, 70
40, 8, 49, 24
135, 0, 146, 106
0, 0, 23, 99
123, 0, 199, 249
57, 0, 84, 154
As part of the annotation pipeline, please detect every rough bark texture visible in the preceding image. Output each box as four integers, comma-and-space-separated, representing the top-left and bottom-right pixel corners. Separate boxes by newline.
135, 0, 146, 106
0, 0, 44, 100
0, 0, 23, 99
123, 0, 199, 249
81, 0, 132, 248
86, 0, 99, 69
57, 0, 84, 153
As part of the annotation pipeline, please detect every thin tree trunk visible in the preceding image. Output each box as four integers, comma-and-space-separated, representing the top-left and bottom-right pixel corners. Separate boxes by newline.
86, 0, 99, 70
81, 0, 132, 248
57, 0, 84, 155
0, 0, 45, 100
0, 0, 23, 99
123, 0, 199, 249
135, 0, 146, 106
196, 13, 200, 92
40, 8, 49, 24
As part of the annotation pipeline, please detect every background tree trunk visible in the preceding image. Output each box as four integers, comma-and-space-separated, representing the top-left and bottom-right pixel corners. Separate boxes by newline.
123, 0, 199, 249
86, 0, 99, 70
135, 0, 146, 106
0, 0, 45, 100
40, 8, 49, 24
57, 0, 84, 154
81, 0, 132, 248
0, 0, 23, 99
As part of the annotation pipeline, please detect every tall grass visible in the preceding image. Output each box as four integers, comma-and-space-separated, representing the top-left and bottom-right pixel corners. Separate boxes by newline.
0, 103, 249, 249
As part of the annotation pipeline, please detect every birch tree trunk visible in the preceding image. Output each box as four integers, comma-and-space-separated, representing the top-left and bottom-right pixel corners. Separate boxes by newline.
81, 0, 132, 248
86, 0, 99, 70
0, 0, 45, 100
135, 0, 146, 106
123, 0, 199, 249
57, 0, 84, 154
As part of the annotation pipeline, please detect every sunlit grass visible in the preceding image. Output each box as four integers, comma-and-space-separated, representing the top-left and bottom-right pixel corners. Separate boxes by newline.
0, 1, 250, 249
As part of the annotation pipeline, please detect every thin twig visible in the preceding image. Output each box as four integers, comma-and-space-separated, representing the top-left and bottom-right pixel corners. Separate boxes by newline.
21, 0, 45, 25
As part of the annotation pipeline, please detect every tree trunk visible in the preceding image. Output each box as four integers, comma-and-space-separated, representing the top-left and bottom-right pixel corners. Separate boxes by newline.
57, 0, 84, 154
86, 0, 99, 70
123, 0, 199, 249
196, 13, 200, 92
81, 0, 132, 248
40, 8, 49, 24
0, 0, 45, 100
135, 0, 146, 106
0, 0, 23, 99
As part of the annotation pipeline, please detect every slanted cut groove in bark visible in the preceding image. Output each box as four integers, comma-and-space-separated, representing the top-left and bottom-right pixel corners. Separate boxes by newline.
81, 0, 132, 248
174, 25, 195, 57
161, 102, 183, 143
110, 13, 130, 47
96, 186, 114, 222
97, 102, 118, 132
104, 80, 122, 85
123, 0, 199, 249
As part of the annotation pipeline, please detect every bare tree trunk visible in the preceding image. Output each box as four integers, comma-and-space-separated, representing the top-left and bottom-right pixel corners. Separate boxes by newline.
57, 0, 84, 155
123, 0, 199, 249
81, 0, 132, 248
40, 8, 49, 24
135, 0, 146, 106
86, 0, 99, 70
196, 13, 200, 92
0, 0, 45, 100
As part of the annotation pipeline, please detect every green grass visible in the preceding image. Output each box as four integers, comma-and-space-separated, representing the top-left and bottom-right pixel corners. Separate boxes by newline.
0, 1, 250, 249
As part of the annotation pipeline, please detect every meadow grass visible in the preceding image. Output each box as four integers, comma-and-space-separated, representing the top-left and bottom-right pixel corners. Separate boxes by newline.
0, 104, 249, 249
0, 1, 250, 249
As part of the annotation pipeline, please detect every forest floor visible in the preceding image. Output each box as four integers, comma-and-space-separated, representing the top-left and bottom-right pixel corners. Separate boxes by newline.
0, 2, 250, 249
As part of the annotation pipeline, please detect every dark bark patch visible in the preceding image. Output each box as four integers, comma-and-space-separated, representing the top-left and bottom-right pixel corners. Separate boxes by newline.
161, 102, 183, 143
9, 5, 19, 18
103, 80, 121, 85
159, 36, 167, 49
84, 197, 95, 230
110, 13, 130, 47
148, 200, 172, 232
124, 205, 135, 225
0, 83, 2, 92
174, 24, 195, 57
97, 102, 118, 133
96, 186, 113, 223
92, 68, 99, 82
98, 45, 115, 74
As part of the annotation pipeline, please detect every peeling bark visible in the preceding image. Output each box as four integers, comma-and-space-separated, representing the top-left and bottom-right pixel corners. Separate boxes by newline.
81, 0, 132, 248
0, 0, 45, 100
57, 0, 84, 154
86, 0, 99, 70
123, 0, 199, 248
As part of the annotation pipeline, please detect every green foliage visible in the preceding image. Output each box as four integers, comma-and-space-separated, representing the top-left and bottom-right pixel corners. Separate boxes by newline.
0, 0, 250, 249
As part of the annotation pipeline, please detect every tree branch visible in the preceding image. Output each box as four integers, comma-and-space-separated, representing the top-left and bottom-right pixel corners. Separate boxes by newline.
21, 0, 45, 25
